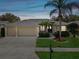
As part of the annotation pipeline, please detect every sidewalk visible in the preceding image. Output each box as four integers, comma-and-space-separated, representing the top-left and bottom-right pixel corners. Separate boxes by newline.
36, 48, 79, 52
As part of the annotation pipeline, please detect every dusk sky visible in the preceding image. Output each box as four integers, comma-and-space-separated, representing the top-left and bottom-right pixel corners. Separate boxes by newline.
0, 0, 79, 20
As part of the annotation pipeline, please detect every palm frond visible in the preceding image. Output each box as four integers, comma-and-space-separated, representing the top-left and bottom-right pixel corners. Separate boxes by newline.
64, 2, 79, 15
67, 2, 79, 9
44, 0, 58, 8
44, 1, 53, 8
62, 5, 72, 15
50, 9, 57, 16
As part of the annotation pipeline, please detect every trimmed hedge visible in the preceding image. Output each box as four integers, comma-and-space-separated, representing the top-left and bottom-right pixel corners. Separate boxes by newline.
53, 31, 70, 38
39, 31, 50, 37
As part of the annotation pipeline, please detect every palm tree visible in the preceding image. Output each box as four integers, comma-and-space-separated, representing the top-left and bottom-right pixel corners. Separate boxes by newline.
39, 21, 49, 32
45, 0, 79, 40
39, 21, 54, 32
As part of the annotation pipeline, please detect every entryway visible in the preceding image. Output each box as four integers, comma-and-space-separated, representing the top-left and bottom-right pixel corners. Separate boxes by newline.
1, 28, 5, 37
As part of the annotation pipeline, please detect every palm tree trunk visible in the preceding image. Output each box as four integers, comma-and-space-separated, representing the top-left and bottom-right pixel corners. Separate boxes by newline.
59, 18, 62, 41
45, 26, 47, 32
59, 8, 62, 41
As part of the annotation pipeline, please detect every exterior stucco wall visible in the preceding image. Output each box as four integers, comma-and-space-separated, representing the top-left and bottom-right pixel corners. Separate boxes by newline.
53, 25, 67, 33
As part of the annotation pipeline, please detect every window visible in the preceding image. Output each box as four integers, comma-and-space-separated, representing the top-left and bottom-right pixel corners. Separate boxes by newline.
40, 26, 45, 31
61, 26, 66, 31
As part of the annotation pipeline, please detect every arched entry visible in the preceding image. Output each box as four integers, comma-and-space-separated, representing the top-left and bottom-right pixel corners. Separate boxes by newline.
1, 28, 5, 37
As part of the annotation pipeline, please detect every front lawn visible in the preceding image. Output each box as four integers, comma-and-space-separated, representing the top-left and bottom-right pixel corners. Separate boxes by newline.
36, 37, 79, 48
36, 52, 79, 59
36, 38, 51, 47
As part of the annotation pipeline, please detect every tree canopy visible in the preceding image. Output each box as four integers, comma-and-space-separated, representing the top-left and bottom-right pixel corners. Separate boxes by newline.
54, 15, 79, 22
0, 13, 20, 23
67, 15, 79, 22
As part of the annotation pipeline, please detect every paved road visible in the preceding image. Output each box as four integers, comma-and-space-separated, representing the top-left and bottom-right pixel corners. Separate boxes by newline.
0, 37, 39, 59
36, 48, 79, 52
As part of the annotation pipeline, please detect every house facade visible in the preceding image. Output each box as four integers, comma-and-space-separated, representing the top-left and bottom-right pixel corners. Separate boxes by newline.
1, 19, 78, 37
39, 21, 67, 33
53, 21, 67, 32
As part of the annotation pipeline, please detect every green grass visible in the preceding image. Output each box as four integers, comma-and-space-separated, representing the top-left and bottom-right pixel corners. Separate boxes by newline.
36, 52, 79, 59
36, 37, 79, 48
36, 38, 51, 47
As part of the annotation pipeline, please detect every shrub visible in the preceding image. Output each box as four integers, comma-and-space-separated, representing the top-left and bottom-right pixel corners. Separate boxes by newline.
67, 23, 79, 37
53, 31, 70, 38
39, 31, 50, 37
48, 29, 52, 33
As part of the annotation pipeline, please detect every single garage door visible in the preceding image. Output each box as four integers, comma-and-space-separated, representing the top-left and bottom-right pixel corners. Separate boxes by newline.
17, 26, 39, 37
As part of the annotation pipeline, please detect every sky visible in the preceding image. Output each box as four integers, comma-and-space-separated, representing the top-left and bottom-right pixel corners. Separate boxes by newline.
0, 0, 79, 20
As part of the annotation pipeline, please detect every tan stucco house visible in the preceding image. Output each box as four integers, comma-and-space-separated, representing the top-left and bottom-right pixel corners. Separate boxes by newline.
1, 19, 77, 37
0, 19, 67, 37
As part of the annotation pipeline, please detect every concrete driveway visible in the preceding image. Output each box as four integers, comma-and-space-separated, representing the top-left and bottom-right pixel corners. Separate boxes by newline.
0, 37, 39, 59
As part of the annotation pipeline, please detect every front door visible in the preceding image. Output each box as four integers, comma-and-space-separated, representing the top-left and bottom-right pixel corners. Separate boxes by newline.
1, 28, 5, 37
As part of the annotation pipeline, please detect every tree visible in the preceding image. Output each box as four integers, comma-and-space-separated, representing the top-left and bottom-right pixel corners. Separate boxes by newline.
0, 13, 20, 23
67, 15, 79, 22
45, 0, 79, 40
67, 23, 79, 38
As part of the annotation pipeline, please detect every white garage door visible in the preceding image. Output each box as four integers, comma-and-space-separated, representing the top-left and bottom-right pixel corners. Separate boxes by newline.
17, 26, 39, 37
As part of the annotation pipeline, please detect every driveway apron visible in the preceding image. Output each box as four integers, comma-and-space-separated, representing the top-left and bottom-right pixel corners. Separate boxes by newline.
0, 37, 39, 59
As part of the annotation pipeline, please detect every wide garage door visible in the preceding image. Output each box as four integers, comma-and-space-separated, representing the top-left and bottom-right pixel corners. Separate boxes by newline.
17, 26, 39, 37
